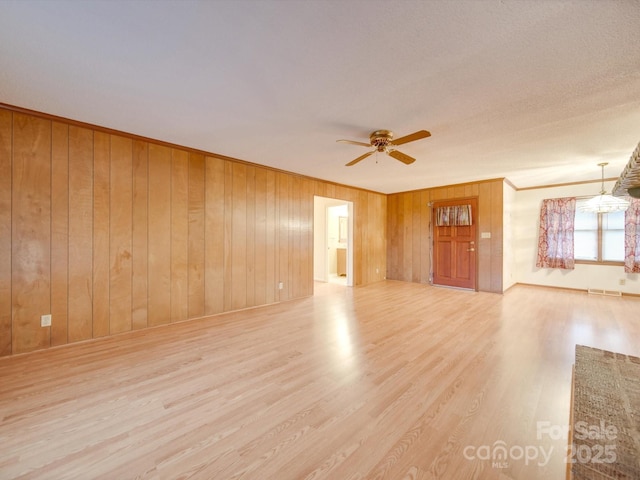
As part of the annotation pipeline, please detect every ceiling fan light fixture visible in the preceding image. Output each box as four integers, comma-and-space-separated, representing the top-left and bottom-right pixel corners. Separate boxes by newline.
580, 193, 630, 213
579, 162, 630, 213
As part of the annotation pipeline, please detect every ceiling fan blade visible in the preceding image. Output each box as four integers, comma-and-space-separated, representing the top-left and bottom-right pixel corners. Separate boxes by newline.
336, 139, 372, 147
345, 150, 374, 166
388, 149, 416, 165
390, 130, 431, 146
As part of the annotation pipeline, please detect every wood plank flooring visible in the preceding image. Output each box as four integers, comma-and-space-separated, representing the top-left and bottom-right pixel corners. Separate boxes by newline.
1, 282, 639, 480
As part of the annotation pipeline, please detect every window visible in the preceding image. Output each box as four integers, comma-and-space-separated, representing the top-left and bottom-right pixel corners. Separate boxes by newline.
574, 199, 625, 263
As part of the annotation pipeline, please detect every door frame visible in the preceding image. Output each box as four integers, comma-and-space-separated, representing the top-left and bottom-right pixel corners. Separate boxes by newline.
430, 197, 478, 291
313, 196, 354, 287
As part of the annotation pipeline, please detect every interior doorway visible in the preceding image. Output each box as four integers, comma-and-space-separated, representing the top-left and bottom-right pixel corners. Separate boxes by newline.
313, 196, 353, 287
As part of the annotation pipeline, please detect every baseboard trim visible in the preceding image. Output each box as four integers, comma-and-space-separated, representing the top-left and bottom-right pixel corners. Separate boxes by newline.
515, 282, 640, 298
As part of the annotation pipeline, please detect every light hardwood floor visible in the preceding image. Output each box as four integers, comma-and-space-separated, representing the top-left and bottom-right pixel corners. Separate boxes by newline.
1, 282, 639, 480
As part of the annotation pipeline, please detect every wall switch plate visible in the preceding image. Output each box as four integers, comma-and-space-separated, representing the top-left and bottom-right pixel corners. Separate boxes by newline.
481, 232, 491, 239
41, 314, 52, 327
278, 282, 284, 290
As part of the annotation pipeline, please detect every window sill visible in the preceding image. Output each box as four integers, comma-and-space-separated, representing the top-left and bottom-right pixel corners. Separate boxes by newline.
574, 260, 624, 266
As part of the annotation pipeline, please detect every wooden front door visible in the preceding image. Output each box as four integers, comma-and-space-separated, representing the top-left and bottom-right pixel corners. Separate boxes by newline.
432, 198, 477, 290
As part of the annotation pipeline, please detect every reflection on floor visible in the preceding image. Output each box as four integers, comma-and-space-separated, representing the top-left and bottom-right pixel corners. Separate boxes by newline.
314, 279, 348, 297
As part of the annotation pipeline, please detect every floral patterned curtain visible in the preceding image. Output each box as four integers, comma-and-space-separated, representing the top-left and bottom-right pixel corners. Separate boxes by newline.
536, 197, 576, 269
436, 205, 472, 226
624, 198, 640, 273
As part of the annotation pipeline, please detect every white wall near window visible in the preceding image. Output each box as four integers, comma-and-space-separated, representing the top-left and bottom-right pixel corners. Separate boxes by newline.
503, 181, 517, 291
514, 181, 639, 294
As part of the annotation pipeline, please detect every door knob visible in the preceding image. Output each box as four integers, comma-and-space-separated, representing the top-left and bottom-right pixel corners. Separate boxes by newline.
467, 248, 475, 252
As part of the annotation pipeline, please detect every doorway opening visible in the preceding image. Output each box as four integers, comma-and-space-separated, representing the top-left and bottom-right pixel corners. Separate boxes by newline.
313, 196, 353, 288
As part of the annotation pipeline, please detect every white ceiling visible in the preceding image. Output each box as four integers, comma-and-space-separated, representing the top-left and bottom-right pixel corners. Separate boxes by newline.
1, 0, 639, 194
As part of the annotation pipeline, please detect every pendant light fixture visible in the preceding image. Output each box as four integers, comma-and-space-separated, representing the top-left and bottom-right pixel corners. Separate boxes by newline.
579, 162, 630, 213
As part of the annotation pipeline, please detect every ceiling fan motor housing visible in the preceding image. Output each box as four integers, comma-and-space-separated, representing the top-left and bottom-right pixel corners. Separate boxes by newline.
370, 130, 393, 151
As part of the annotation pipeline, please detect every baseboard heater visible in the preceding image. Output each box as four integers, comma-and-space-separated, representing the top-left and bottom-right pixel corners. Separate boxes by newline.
587, 288, 622, 297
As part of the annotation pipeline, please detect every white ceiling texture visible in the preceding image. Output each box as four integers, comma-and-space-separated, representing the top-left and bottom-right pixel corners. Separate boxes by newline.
1, 0, 639, 194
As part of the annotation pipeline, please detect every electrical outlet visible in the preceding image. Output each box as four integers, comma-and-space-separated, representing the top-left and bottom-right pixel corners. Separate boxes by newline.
41, 314, 51, 327
278, 282, 284, 290
619, 279, 626, 286
376, 268, 379, 274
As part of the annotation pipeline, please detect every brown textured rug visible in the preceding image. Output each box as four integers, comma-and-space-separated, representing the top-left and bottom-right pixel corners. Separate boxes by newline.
572, 345, 640, 480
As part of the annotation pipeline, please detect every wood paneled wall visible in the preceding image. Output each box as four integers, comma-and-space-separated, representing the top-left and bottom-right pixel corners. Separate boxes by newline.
0, 107, 387, 356
386, 180, 504, 293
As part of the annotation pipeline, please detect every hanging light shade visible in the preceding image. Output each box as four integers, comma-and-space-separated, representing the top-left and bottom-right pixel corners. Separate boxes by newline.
579, 162, 630, 213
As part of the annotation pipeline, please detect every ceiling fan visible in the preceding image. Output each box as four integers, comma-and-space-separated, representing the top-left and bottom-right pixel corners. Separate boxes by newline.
337, 129, 431, 166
